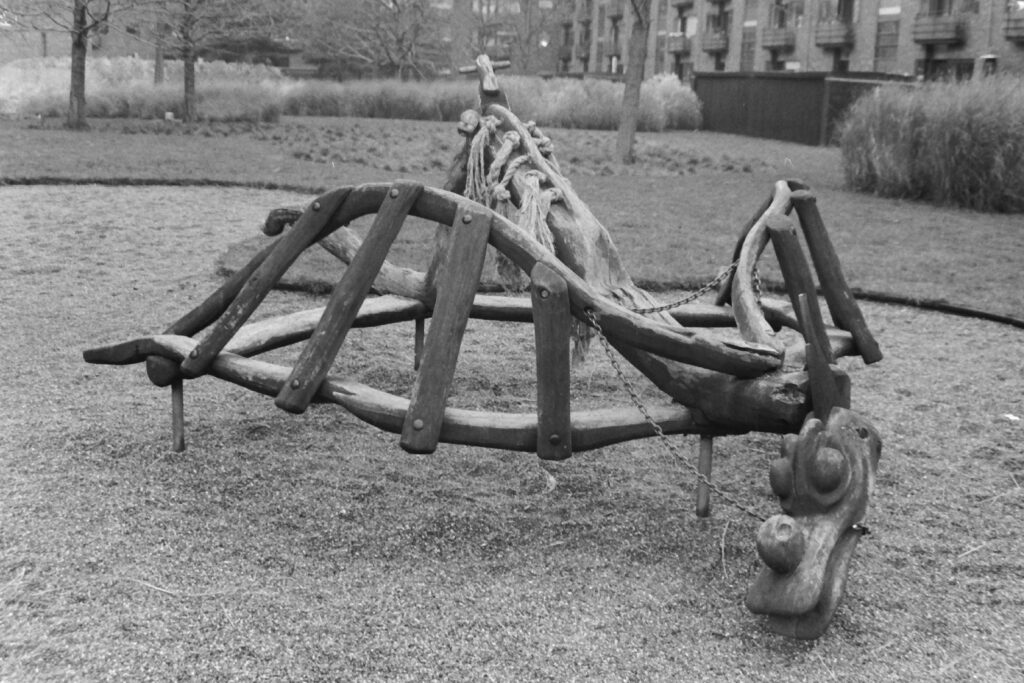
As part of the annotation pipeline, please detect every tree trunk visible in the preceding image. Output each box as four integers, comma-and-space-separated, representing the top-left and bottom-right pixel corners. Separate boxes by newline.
183, 48, 197, 123
67, 0, 90, 130
154, 43, 165, 85
615, 0, 651, 164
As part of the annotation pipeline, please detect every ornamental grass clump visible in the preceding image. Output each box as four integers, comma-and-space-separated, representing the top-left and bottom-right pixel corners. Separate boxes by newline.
839, 76, 1024, 213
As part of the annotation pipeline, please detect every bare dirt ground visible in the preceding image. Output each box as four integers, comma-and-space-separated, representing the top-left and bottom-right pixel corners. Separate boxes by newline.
2, 183, 1022, 680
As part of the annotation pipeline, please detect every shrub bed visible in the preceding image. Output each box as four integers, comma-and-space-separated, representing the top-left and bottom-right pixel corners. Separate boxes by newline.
838, 76, 1024, 213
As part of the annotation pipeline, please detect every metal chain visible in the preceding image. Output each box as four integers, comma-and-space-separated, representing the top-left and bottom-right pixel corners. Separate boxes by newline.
582, 310, 767, 523
626, 261, 738, 315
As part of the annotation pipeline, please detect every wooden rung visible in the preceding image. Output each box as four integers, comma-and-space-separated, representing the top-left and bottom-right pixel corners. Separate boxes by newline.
790, 191, 882, 364
696, 435, 713, 517
530, 262, 572, 461
171, 378, 185, 452
798, 294, 841, 421
766, 214, 833, 364
179, 187, 352, 379
276, 182, 423, 414
400, 206, 492, 454
147, 237, 281, 387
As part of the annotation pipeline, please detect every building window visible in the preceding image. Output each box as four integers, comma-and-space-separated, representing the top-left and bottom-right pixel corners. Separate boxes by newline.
874, 19, 899, 72
740, 27, 757, 70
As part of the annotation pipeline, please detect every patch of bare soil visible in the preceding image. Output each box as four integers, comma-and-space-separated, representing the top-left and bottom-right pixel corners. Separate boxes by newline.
2, 184, 1022, 680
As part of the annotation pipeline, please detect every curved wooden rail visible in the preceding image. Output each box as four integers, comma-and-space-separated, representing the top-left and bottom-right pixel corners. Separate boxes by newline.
84, 335, 734, 452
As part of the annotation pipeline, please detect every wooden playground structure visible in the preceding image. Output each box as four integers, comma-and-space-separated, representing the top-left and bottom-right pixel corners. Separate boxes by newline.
84, 57, 883, 639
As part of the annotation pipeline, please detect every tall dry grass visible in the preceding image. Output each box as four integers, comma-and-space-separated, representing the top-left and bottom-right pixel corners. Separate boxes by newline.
838, 76, 1024, 213
3, 56, 702, 131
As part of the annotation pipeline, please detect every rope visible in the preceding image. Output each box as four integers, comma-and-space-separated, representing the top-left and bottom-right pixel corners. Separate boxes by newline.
582, 309, 768, 523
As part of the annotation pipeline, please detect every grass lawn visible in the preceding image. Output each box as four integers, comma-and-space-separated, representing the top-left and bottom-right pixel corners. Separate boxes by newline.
1, 116, 1022, 681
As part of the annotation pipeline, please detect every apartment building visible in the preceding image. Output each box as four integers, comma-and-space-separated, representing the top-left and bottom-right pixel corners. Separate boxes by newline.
556, 0, 1024, 79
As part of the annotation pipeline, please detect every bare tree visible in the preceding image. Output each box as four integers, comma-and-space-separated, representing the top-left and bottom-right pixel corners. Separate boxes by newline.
470, 0, 556, 74
300, 0, 445, 80
142, 0, 295, 122
0, 0, 134, 129
615, 0, 650, 163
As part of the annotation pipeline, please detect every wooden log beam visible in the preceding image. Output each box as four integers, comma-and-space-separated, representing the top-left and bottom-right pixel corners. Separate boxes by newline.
276, 182, 423, 414
295, 183, 782, 377
798, 294, 841, 421
790, 191, 882, 364
171, 378, 185, 452
715, 179, 808, 306
179, 187, 352, 379
730, 180, 795, 352
531, 262, 572, 460
401, 205, 492, 453
83, 334, 736, 451
766, 214, 833, 363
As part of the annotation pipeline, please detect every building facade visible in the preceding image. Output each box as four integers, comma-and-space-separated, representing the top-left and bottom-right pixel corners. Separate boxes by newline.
555, 0, 1024, 79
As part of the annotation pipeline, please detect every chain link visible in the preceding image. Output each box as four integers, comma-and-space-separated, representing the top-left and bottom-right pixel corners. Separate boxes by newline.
626, 261, 738, 316
582, 310, 767, 523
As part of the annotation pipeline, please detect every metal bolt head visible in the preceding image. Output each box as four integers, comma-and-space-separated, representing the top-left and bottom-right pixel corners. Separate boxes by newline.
389, 187, 400, 198
291, 379, 301, 389
312, 201, 321, 211
538, 288, 550, 299
548, 434, 561, 446
461, 213, 473, 224
189, 349, 199, 358
412, 418, 425, 430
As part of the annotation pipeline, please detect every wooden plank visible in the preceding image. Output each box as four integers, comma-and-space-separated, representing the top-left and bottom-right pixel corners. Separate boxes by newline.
766, 214, 833, 363
530, 262, 572, 461
276, 182, 423, 414
696, 435, 713, 517
146, 236, 280, 387
400, 206, 492, 453
179, 187, 352, 379
414, 316, 425, 371
790, 191, 882, 364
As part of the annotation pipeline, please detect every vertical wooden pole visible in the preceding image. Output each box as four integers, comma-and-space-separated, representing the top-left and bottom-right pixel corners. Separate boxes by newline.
696, 435, 713, 517
414, 316, 425, 371
171, 378, 185, 452
531, 262, 572, 461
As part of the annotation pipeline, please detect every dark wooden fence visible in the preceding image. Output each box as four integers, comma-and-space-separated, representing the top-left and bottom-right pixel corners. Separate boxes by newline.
693, 72, 913, 146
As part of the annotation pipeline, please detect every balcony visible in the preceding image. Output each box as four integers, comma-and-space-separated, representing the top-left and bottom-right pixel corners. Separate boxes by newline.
702, 30, 729, 53
815, 20, 854, 48
667, 32, 692, 54
762, 27, 796, 49
1005, 15, 1024, 42
912, 12, 966, 44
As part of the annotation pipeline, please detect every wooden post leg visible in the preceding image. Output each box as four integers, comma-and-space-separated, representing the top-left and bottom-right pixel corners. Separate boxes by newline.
171, 378, 185, 452
696, 435, 713, 517
414, 316, 425, 371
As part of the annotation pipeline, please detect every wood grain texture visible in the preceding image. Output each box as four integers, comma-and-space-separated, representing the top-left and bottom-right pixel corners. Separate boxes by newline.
531, 262, 572, 461
791, 191, 882, 364
401, 206, 492, 453
276, 181, 423, 414
179, 187, 352, 379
